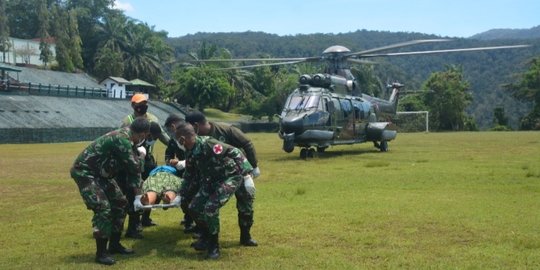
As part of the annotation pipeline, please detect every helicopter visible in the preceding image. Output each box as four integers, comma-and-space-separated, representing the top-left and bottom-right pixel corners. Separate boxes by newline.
189, 39, 529, 158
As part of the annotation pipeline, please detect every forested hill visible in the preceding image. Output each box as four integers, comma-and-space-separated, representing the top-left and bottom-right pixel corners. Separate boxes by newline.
168, 30, 540, 129
471, 25, 540, 40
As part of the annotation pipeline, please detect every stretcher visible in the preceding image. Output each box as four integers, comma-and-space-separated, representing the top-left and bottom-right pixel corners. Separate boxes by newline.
141, 202, 181, 209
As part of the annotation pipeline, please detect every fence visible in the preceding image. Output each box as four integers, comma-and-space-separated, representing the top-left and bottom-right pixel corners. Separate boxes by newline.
0, 127, 116, 144
0, 81, 115, 99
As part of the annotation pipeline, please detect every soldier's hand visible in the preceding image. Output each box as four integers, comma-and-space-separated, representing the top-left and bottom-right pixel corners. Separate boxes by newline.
137, 146, 146, 159
244, 175, 256, 197
134, 195, 144, 211
175, 160, 186, 170
252, 167, 261, 178
171, 195, 181, 206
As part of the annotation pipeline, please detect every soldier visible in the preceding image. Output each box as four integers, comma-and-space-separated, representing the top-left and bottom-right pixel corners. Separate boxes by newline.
70, 118, 149, 265
175, 122, 253, 259
121, 93, 170, 237
185, 112, 259, 246
164, 114, 197, 233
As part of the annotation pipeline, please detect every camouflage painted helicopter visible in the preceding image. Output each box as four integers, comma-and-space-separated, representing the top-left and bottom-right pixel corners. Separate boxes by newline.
191, 39, 529, 158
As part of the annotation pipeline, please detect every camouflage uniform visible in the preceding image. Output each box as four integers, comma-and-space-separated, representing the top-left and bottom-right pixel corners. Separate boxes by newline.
121, 112, 170, 230
122, 112, 170, 179
207, 121, 257, 229
183, 136, 253, 235
165, 138, 195, 229
70, 127, 142, 239
165, 137, 186, 164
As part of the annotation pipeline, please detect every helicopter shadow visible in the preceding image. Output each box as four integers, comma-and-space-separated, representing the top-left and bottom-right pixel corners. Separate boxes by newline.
270, 147, 380, 162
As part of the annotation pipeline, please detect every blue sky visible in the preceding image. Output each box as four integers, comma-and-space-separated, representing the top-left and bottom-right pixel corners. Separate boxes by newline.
115, 0, 539, 38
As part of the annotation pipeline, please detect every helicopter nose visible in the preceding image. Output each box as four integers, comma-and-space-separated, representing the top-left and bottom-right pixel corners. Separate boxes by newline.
280, 116, 304, 134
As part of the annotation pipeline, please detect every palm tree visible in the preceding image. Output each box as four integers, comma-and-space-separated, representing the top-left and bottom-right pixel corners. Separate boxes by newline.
122, 23, 162, 83
96, 12, 129, 52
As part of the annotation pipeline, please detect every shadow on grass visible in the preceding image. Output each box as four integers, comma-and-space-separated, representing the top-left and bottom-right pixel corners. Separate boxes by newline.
270, 147, 379, 161
63, 225, 202, 265
129, 224, 201, 260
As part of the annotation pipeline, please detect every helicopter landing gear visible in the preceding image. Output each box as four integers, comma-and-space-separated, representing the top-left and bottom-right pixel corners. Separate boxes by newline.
283, 139, 295, 153
316, 146, 327, 153
373, 141, 389, 152
300, 148, 316, 159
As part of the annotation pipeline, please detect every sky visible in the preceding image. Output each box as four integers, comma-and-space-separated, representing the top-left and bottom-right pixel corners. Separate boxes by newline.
114, 0, 540, 38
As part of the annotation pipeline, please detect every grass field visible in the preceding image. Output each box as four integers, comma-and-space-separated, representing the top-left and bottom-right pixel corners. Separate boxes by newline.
1, 131, 539, 269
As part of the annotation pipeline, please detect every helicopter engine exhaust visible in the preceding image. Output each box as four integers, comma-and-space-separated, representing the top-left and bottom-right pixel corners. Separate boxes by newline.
366, 122, 397, 142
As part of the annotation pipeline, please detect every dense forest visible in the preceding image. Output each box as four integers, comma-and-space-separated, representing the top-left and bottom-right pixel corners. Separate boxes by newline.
1, 0, 539, 130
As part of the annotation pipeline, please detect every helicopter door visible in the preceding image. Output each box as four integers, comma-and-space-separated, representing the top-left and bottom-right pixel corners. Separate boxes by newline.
324, 98, 333, 126
339, 98, 355, 139
331, 98, 344, 137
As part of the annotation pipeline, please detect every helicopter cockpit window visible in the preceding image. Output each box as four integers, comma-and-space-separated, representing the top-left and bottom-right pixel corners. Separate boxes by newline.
285, 94, 320, 111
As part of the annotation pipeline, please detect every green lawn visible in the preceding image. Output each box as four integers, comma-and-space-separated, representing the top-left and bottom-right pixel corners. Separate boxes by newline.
1, 132, 539, 269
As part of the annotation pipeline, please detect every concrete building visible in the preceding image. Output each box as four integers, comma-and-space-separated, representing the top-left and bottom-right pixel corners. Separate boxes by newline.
100, 76, 131, 99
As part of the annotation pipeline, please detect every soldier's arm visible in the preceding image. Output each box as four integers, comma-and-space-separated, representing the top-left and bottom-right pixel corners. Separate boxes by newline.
228, 126, 258, 168
115, 137, 143, 195
226, 147, 254, 176
158, 127, 171, 145
147, 113, 170, 145
164, 140, 176, 163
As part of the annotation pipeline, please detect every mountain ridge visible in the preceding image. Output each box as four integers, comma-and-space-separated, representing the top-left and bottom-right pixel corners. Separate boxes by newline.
470, 25, 540, 40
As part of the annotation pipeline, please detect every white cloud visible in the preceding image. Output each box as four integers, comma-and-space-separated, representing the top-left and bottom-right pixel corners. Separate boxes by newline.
112, 0, 134, 12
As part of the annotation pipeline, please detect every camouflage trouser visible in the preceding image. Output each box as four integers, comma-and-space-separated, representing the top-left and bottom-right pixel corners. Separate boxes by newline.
71, 168, 128, 239
179, 177, 199, 220
189, 175, 241, 235
235, 179, 255, 228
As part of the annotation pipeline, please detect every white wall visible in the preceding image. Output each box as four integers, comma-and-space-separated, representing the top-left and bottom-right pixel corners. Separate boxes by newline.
0, 38, 57, 66
102, 78, 127, 99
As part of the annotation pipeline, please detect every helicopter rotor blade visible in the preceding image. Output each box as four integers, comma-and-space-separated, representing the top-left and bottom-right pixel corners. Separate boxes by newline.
346, 58, 378, 65
360, 44, 531, 58
346, 39, 451, 57
187, 57, 312, 63
211, 60, 308, 70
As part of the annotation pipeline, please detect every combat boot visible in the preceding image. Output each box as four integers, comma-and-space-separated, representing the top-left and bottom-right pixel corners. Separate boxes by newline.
95, 238, 115, 265
191, 228, 208, 251
108, 233, 135, 255
125, 214, 143, 239
240, 225, 258, 246
141, 210, 157, 227
207, 233, 220, 260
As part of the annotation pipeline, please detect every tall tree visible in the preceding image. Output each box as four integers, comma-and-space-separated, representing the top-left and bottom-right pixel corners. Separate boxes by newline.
0, 0, 10, 63
50, 4, 74, 72
422, 65, 473, 131
96, 12, 129, 52
37, 0, 52, 67
67, 0, 115, 71
122, 23, 166, 83
5, 0, 39, 39
172, 66, 233, 112
93, 46, 124, 80
67, 9, 83, 70
505, 57, 540, 130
